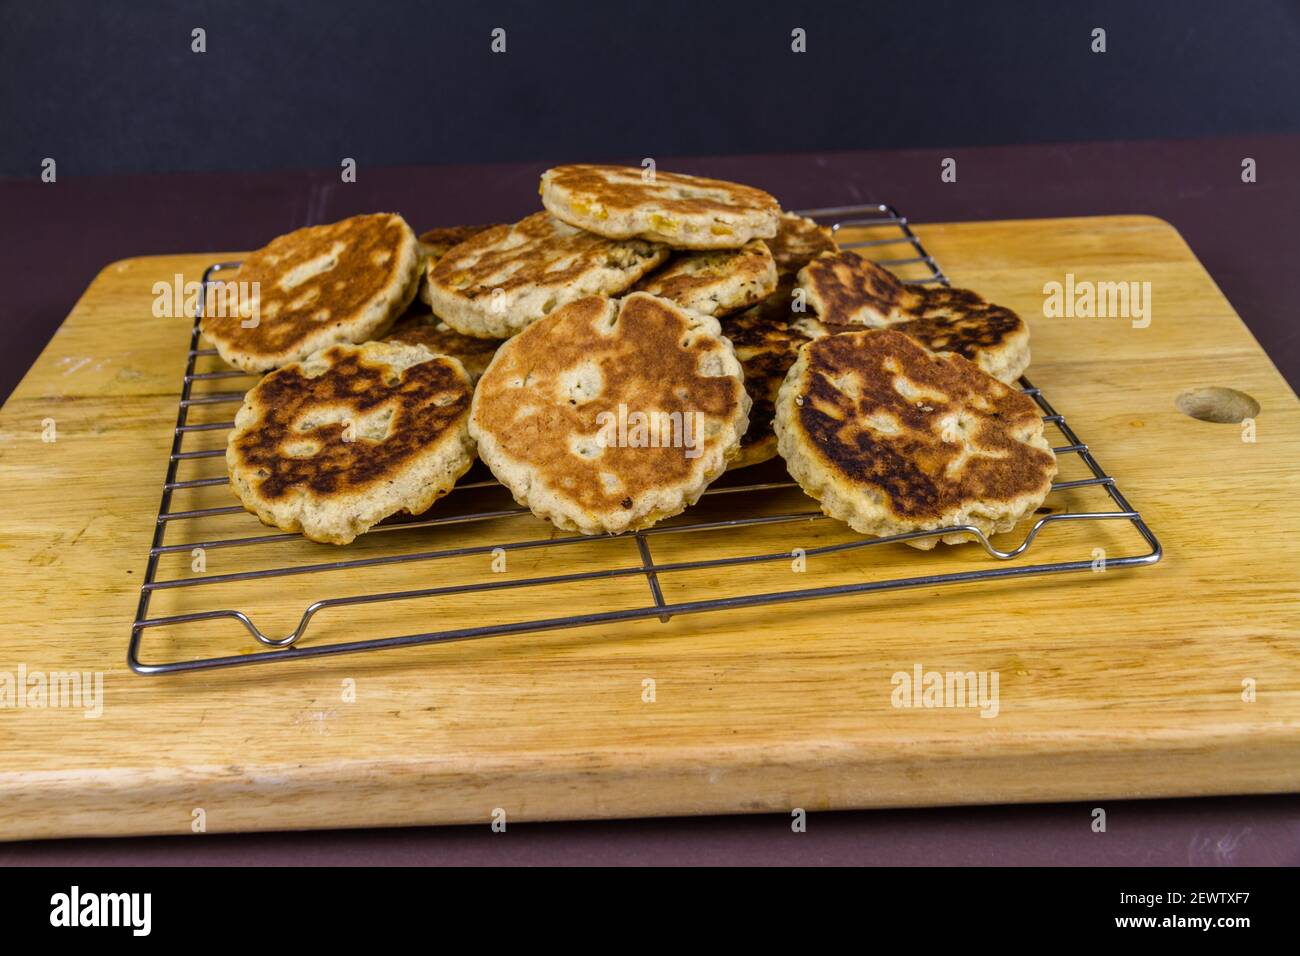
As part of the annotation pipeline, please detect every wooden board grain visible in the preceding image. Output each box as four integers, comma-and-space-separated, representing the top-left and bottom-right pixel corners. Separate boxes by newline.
1, 215, 1298, 841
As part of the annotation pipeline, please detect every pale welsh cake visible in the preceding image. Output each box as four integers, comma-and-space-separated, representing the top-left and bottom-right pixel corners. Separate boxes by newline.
541, 164, 781, 249
227, 340, 475, 545
470, 292, 750, 534
424, 212, 667, 339
633, 239, 778, 316
775, 329, 1056, 549
796, 251, 1031, 383
202, 213, 421, 373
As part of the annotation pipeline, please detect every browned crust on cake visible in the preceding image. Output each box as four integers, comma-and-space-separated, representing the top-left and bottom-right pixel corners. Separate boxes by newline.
417, 224, 501, 261
781, 329, 1055, 525
469, 293, 749, 532
797, 252, 1030, 383
633, 239, 777, 316
541, 164, 781, 249
797, 250, 923, 326
384, 312, 499, 381
721, 280, 815, 465
767, 213, 839, 277
543, 164, 780, 219
425, 212, 668, 337
202, 213, 419, 371
230, 345, 471, 501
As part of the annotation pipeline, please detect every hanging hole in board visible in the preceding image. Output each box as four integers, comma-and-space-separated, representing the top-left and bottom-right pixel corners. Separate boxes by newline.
1175, 387, 1260, 424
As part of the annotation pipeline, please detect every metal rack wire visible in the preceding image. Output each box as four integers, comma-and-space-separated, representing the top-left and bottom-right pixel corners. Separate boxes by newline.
129, 203, 1162, 674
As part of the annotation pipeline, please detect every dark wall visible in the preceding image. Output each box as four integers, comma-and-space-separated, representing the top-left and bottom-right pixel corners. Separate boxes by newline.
3, 0, 1299, 178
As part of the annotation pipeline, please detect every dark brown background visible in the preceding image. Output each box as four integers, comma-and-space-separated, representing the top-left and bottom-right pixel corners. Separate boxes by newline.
1, 137, 1298, 864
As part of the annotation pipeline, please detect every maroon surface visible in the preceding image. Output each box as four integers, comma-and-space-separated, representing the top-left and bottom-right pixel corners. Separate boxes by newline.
1, 136, 1298, 865
3, 797, 1297, 867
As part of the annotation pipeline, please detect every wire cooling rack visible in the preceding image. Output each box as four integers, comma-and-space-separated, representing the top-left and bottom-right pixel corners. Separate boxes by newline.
129, 203, 1162, 674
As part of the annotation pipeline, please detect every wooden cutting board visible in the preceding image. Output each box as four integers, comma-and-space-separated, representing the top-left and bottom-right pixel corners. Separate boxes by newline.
2, 215, 1297, 841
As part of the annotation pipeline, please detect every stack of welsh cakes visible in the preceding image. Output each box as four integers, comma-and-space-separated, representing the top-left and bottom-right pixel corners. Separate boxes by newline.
204, 165, 1053, 548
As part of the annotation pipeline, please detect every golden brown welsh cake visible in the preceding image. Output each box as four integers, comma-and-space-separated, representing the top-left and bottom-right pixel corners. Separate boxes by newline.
796, 249, 921, 326
470, 293, 750, 534
417, 224, 500, 261
796, 251, 1031, 383
633, 239, 778, 316
227, 340, 475, 545
719, 280, 816, 468
416, 224, 501, 306
803, 305, 1030, 385
202, 213, 421, 372
767, 212, 839, 277
541, 164, 781, 249
384, 311, 499, 382
775, 329, 1056, 549
424, 212, 667, 339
